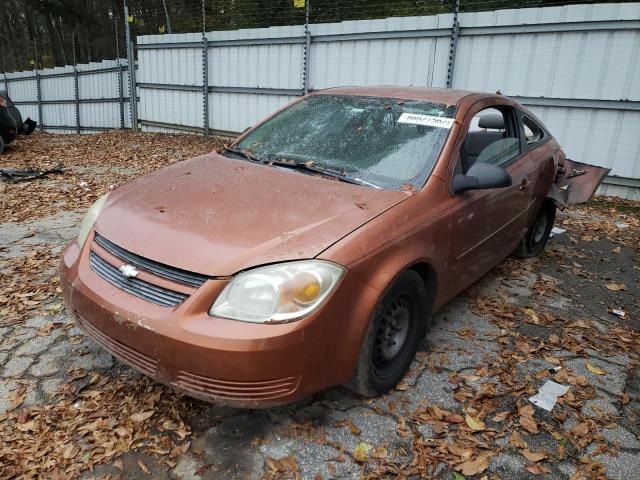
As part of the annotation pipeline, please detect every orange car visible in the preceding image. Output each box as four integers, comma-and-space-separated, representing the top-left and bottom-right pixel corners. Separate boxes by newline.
60, 87, 607, 407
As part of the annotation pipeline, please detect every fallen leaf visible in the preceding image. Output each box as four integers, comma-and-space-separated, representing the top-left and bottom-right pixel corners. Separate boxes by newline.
371, 446, 388, 459
138, 460, 150, 474
492, 411, 510, 422
353, 442, 372, 462
445, 414, 464, 424
346, 420, 361, 436
586, 362, 606, 375
605, 282, 627, 291
510, 431, 527, 449
457, 452, 492, 476
465, 414, 486, 432
522, 449, 547, 462
62, 444, 79, 460
525, 463, 552, 474
130, 410, 155, 422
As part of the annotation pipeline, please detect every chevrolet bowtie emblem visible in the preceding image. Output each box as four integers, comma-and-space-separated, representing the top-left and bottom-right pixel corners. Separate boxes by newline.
119, 264, 139, 278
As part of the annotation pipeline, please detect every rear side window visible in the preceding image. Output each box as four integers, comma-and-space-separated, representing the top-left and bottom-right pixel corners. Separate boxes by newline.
460, 107, 521, 173
522, 115, 545, 148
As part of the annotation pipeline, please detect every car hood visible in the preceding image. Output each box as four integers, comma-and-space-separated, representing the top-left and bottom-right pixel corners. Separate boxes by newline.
94, 153, 408, 276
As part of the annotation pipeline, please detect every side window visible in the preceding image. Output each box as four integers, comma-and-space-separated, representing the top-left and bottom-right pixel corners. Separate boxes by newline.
460, 107, 521, 173
522, 115, 545, 148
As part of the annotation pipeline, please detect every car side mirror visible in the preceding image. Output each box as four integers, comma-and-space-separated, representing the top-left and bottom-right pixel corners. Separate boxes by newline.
452, 163, 512, 194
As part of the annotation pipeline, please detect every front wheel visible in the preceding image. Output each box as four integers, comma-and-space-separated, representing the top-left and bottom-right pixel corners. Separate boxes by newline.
514, 200, 556, 258
347, 270, 429, 397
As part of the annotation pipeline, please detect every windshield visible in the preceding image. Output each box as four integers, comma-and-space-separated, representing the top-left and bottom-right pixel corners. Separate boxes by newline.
235, 94, 456, 190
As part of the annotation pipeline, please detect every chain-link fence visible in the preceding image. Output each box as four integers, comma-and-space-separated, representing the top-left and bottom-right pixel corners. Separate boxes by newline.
2, 0, 635, 74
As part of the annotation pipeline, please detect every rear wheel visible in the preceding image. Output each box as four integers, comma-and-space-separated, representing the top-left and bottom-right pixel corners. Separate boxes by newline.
347, 270, 429, 397
514, 200, 556, 258
0, 135, 5, 155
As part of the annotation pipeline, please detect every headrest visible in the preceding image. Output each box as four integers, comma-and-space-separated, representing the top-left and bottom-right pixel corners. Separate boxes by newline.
478, 112, 504, 130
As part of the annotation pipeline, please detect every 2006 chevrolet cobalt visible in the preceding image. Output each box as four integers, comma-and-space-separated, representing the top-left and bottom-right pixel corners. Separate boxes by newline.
61, 87, 608, 407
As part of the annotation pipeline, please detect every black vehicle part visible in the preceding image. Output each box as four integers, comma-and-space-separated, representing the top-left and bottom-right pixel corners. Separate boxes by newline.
347, 270, 429, 397
514, 200, 556, 258
0, 166, 64, 183
21, 118, 37, 135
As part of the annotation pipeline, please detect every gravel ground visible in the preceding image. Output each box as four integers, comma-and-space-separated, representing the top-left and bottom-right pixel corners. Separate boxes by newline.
1, 132, 639, 479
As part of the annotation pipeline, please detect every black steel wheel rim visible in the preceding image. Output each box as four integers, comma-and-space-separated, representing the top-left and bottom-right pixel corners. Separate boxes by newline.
373, 295, 412, 378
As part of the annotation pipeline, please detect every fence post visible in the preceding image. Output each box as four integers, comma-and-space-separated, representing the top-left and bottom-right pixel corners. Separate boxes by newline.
1, 49, 7, 95
73, 35, 80, 134
302, 0, 311, 94
35, 71, 43, 131
73, 68, 80, 133
115, 19, 125, 129
201, 0, 209, 138
202, 36, 209, 138
124, 0, 138, 131
117, 62, 125, 129
446, 0, 460, 89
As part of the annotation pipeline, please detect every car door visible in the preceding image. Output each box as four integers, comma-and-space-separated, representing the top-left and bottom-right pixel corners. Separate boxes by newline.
445, 101, 534, 291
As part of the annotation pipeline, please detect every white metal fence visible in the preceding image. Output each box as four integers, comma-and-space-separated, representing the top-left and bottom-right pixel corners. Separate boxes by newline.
3, 3, 639, 199
2, 60, 131, 133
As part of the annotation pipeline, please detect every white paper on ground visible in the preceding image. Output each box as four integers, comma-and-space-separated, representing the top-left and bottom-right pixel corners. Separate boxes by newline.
529, 380, 570, 411
550, 227, 567, 238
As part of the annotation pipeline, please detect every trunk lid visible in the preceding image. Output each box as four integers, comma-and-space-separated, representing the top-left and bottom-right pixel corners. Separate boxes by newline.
549, 158, 610, 206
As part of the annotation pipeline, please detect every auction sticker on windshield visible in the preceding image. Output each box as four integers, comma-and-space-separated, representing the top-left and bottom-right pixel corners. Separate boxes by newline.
397, 113, 454, 129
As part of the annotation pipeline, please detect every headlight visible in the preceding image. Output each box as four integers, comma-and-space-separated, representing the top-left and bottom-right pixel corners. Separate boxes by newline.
209, 260, 345, 323
76, 193, 110, 248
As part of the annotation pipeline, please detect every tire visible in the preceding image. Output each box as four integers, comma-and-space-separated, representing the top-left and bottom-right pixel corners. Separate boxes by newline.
347, 270, 430, 397
514, 200, 556, 258
0, 135, 5, 155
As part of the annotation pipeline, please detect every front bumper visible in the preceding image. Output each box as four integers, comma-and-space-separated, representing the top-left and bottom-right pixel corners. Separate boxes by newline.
60, 237, 379, 408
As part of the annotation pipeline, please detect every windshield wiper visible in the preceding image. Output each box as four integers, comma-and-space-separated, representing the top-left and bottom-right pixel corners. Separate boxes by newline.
222, 146, 264, 164
222, 149, 381, 188
270, 159, 378, 188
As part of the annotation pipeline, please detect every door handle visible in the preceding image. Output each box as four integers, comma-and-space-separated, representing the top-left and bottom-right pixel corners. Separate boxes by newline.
519, 178, 530, 191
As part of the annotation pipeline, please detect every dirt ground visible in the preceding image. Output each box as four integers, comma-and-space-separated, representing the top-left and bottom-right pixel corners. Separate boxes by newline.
1, 132, 639, 480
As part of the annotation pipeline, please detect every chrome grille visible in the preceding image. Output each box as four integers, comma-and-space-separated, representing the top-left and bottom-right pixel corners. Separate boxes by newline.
94, 233, 208, 288
89, 251, 188, 307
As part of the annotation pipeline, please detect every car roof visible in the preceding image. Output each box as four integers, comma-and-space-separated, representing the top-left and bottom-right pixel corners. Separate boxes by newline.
314, 86, 493, 105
